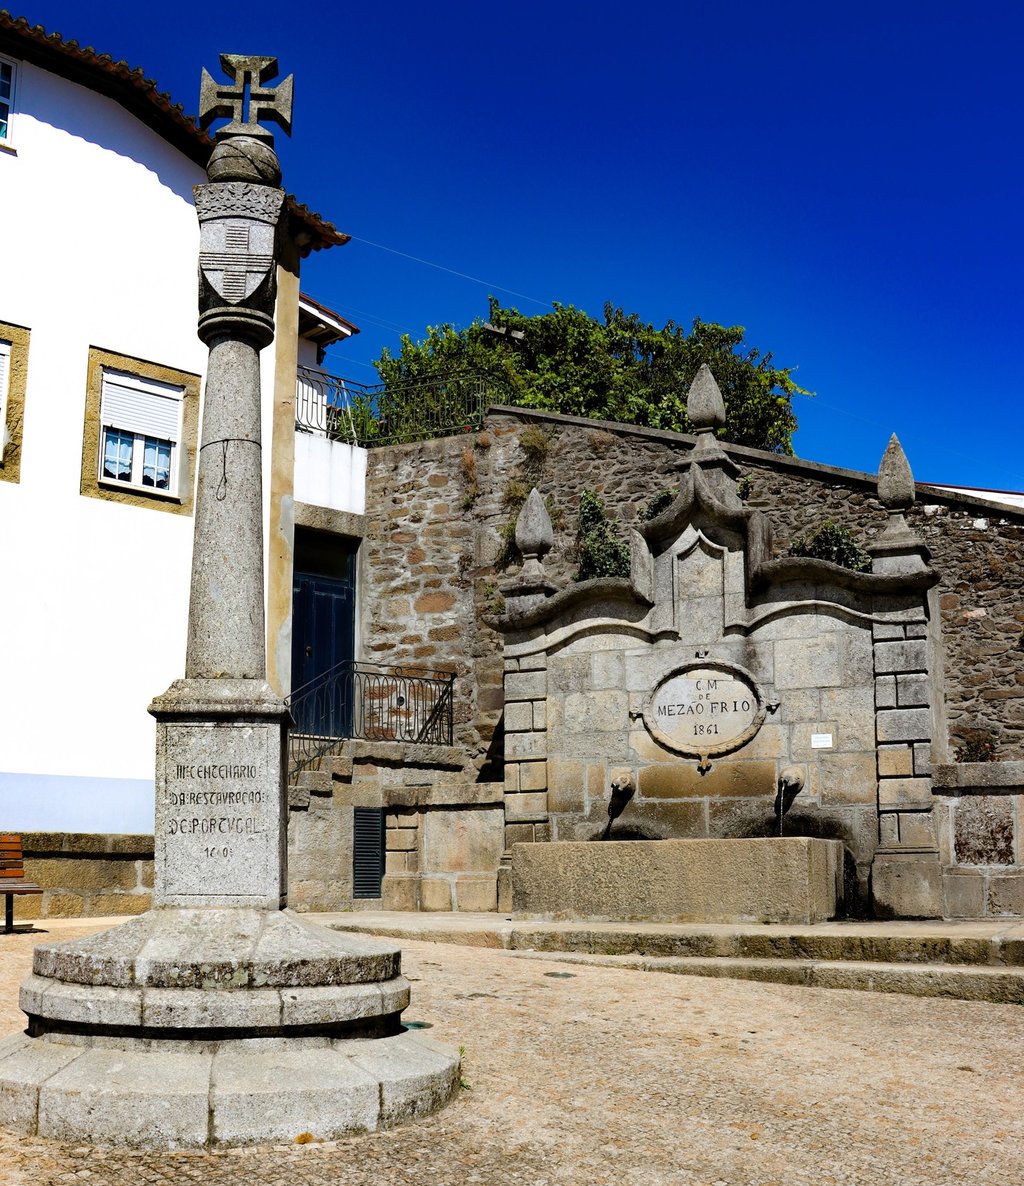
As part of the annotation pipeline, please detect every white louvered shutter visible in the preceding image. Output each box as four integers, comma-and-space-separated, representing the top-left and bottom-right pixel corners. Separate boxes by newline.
100, 369, 182, 442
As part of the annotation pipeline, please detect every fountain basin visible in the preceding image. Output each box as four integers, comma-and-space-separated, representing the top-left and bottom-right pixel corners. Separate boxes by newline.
511, 838, 844, 924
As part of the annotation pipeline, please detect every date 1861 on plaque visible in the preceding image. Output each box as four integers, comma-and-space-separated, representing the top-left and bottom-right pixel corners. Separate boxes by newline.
641, 660, 769, 772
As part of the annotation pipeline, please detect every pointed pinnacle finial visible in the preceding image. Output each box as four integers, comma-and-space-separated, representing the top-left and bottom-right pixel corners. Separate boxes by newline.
515, 488, 553, 577
687, 364, 726, 433
877, 433, 915, 511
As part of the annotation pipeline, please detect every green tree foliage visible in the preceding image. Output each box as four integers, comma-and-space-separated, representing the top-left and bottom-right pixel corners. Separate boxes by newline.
575, 489, 630, 582
374, 299, 807, 455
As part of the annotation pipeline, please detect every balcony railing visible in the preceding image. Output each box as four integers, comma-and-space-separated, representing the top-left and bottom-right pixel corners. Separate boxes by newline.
295, 366, 487, 448
286, 659, 456, 774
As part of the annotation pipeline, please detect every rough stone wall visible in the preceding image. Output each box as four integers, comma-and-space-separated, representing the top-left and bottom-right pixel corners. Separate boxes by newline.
363, 435, 503, 773
364, 408, 1024, 766
738, 462, 1024, 762
16, 833, 154, 921
362, 414, 691, 772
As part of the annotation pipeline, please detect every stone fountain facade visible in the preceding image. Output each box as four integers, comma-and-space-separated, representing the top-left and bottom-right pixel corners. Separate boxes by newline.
494, 366, 944, 920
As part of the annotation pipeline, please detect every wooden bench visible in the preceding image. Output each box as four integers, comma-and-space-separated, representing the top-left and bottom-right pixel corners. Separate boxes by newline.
1, 834, 42, 932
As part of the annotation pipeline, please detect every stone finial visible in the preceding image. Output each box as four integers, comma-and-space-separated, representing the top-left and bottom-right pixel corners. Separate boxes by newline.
687, 364, 726, 433
194, 57, 290, 344
515, 488, 553, 578
199, 55, 294, 144
870, 432, 931, 573
877, 433, 915, 511
678, 363, 740, 497
200, 55, 293, 186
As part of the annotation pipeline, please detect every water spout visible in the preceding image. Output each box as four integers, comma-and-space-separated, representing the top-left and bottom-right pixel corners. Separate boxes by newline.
602, 773, 636, 840
774, 766, 805, 836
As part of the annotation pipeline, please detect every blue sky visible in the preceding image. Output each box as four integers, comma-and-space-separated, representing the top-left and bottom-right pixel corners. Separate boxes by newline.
19, 2, 1024, 489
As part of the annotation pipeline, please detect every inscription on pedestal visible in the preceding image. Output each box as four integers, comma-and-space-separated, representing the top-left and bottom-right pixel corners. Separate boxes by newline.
156, 721, 285, 904
642, 661, 767, 771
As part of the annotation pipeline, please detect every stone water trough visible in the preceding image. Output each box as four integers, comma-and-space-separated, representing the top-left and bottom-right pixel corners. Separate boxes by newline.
512, 837, 845, 925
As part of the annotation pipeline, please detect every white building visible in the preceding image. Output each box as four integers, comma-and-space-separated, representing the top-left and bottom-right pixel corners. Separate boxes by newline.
0, 14, 362, 833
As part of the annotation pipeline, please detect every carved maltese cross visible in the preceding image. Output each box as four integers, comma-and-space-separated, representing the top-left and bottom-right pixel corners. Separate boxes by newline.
199, 54, 293, 143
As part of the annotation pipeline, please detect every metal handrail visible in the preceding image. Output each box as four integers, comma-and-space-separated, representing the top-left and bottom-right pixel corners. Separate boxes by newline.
295, 366, 488, 448
286, 659, 456, 774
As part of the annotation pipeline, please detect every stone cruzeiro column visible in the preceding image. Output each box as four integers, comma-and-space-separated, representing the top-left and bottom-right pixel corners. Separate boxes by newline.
0, 54, 459, 1149
186, 54, 288, 679
149, 54, 295, 909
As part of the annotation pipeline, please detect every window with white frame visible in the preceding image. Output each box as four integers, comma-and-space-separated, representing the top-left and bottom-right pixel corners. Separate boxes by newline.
99, 369, 184, 495
0, 57, 15, 142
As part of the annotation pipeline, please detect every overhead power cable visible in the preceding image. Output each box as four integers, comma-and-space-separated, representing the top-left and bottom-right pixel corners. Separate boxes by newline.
348, 236, 552, 309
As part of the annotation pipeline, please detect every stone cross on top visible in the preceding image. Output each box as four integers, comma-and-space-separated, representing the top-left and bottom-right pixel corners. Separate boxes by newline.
199, 54, 293, 143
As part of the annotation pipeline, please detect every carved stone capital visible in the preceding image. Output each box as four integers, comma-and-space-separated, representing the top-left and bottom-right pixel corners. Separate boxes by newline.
195, 182, 285, 224
194, 182, 284, 346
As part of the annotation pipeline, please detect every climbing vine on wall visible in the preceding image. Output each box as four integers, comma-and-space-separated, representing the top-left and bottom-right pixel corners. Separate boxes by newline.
574, 489, 630, 581
788, 520, 871, 572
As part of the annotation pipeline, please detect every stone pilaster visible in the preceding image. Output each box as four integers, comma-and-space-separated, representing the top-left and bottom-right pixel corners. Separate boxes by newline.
382, 807, 421, 910
870, 614, 943, 918
867, 434, 942, 917
497, 651, 551, 911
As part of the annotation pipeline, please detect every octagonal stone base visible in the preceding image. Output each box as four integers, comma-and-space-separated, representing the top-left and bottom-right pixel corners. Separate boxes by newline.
0, 1029, 458, 1147
0, 908, 459, 1147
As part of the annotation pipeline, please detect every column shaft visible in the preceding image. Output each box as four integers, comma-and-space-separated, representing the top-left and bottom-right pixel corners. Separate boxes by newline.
185, 336, 266, 679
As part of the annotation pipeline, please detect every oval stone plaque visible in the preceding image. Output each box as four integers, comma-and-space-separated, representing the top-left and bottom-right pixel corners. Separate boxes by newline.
641, 661, 766, 770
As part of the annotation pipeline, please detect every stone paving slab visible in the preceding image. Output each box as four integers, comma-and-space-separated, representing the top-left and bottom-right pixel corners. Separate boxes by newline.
3, 919, 1024, 1184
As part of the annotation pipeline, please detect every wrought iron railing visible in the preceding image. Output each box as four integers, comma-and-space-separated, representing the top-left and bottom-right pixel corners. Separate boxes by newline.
286, 659, 456, 774
295, 366, 488, 448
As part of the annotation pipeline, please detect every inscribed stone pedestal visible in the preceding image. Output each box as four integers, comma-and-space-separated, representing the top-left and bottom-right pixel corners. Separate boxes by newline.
152, 681, 288, 907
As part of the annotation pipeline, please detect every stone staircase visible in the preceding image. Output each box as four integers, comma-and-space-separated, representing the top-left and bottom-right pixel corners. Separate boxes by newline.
321, 912, 1024, 1005
510, 948, 1024, 1004
287, 748, 351, 810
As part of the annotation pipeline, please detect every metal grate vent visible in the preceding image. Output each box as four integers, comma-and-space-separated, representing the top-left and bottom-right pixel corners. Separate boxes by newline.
352, 807, 385, 899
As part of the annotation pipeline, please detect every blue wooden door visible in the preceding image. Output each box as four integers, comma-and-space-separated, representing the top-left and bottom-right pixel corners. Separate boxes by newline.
291, 543, 356, 736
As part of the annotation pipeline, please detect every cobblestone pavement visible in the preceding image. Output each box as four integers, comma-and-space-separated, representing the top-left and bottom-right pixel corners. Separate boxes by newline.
2, 919, 1023, 1186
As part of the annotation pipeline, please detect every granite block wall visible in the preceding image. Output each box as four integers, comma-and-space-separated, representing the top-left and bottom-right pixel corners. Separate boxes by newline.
14, 833, 154, 921
286, 740, 503, 913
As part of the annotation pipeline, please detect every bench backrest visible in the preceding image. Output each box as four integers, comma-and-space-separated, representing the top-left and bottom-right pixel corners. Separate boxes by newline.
0, 834, 27, 880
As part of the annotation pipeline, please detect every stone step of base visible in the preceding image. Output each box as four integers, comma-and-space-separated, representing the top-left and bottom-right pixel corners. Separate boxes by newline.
508, 950, 1024, 1004
0, 1028, 459, 1147
508, 926, 1024, 968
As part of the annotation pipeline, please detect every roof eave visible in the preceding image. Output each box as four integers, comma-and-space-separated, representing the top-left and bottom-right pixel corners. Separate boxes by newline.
0, 11, 349, 256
